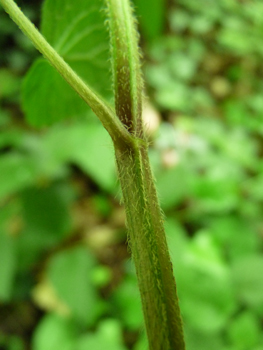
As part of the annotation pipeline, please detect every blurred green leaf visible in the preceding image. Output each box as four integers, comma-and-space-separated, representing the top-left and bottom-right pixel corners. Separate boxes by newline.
155, 82, 190, 111
209, 216, 260, 260
166, 218, 188, 265
91, 265, 112, 288
184, 326, 228, 350
169, 10, 190, 33
23, 0, 111, 126
0, 154, 40, 200
231, 255, 263, 309
0, 109, 11, 127
156, 165, 189, 210
168, 53, 197, 81
112, 269, 144, 330
190, 16, 213, 34
17, 183, 73, 270
0, 10, 16, 36
75, 319, 126, 350
0, 232, 16, 301
0, 129, 23, 149
0, 69, 20, 99
175, 231, 235, 333
218, 28, 253, 55
190, 162, 241, 213
20, 184, 71, 238
7, 336, 25, 350
43, 121, 116, 192
32, 314, 76, 350
48, 246, 103, 326
227, 311, 261, 350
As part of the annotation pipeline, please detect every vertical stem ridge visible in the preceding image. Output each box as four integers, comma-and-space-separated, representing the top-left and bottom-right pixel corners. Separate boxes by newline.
115, 141, 185, 350
106, 0, 144, 138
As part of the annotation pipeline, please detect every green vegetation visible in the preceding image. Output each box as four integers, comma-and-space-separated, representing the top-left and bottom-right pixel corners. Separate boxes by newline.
1, 0, 263, 349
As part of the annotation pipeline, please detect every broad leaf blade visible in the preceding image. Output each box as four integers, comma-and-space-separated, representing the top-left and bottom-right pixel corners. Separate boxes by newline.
23, 59, 87, 126
48, 247, 102, 326
41, 0, 110, 95
23, 0, 111, 126
43, 121, 116, 192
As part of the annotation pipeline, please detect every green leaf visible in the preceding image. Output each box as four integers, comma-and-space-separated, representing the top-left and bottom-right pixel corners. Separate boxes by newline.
155, 82, 190, 111
169, 10, 190, 33
75, 319, 126, 350
0, 154, 40, 201
168, 53, 197, 81
23, 59, 87, 126
184, 326, 228, 350
0, 108, 11, 127
165, 218, 188, 265
231, 255, 263, 309
23, 0, 111, 126
218, 27, 253, 55
133, 332, 148, 350
176, 231, 235, 333
20, 184, 71, 238
6, 336, 25, 350
227, 311, 261, 350
112, 273, 144, 330
48, 247, 103, 326
17, 184, 73, 270
0, 232, 16, 301
208, 216, 260, 260
43, 122, 116, 192
32, 314, 76, 350
156, 165, 189, 210
0, 129, 24, 149
0, 68, 20, 99
190, 16, 213, 34
190, 160, 242, 213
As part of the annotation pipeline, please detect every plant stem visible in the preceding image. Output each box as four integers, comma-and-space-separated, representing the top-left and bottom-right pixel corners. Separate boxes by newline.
107, 0, 185, 347
106, 0, 144, 137
115, 139, 185, 350
0, 0, 133, 149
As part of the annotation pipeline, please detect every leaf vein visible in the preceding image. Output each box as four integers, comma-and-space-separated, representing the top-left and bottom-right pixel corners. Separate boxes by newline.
55, 7, 97, 52
61, 24, 104, 56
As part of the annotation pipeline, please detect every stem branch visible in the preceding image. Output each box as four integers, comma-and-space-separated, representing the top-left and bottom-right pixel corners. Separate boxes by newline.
0, 0, 133, 149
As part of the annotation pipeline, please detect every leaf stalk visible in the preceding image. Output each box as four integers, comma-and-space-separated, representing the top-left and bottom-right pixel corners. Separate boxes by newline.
0, 0, 133, 150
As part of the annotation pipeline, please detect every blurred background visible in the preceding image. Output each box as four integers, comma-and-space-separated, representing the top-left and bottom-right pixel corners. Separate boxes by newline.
1, 0, 263, 349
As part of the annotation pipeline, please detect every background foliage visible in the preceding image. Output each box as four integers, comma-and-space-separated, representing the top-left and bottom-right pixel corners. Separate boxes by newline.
1, 0, 263, 349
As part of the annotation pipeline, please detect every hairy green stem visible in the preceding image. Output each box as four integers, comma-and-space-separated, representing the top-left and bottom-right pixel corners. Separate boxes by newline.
0, 0, 133, 149
115, 139, 185, 350
107, 0, 185, 348
106, 0, 144, 138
